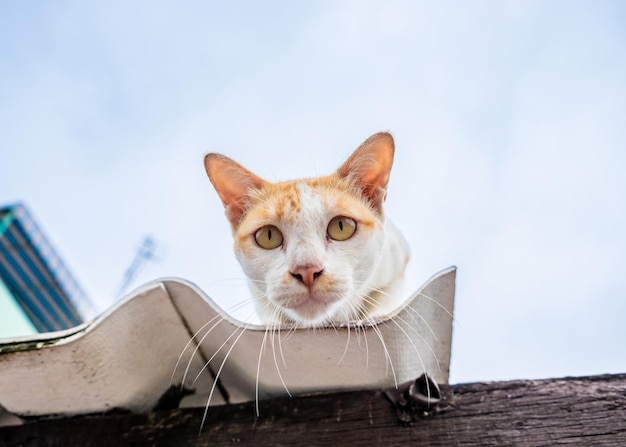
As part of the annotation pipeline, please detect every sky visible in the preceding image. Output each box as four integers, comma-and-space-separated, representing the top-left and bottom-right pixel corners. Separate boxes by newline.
1, 1, 625, 384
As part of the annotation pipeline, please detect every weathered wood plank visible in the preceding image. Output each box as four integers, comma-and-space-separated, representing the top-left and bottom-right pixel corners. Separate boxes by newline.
1, 374, 625, 446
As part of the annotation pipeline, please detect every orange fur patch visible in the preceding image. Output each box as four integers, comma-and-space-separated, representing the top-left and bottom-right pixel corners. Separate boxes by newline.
304, 174, 378, 230
235, 173, 380, 255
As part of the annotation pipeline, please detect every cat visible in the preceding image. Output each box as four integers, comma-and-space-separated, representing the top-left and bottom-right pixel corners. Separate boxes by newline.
204, 132, 410, 327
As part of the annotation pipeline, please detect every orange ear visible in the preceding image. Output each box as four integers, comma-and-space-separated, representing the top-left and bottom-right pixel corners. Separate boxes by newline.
336, 132, 395, 213
204, 153, 265, 228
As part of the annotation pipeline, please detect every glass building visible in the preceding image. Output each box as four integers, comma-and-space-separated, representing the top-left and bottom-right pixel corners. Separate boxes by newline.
0, 203, 95, 337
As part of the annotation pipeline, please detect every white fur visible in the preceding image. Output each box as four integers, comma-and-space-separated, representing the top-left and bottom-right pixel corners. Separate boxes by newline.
235, 182, 409, 326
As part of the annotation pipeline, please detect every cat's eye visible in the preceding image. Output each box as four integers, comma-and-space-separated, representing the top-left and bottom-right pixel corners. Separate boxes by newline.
327, 216, 357, 241
254, 225, 283, 249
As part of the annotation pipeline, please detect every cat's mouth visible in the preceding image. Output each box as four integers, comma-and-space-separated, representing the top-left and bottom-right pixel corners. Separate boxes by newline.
278, 292, 342, 324
287, 298, 331, 322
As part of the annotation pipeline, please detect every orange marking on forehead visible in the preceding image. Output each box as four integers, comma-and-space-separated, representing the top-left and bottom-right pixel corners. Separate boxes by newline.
234, 172, 381, 252
258, 181, 302, 222
304, 174, 379, 230
235, 180, 302, 236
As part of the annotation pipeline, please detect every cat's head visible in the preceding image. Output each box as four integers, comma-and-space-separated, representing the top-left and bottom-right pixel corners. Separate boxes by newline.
204, 132, 396, 326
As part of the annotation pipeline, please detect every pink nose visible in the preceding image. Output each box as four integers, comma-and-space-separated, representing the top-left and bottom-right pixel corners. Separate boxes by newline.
290, 265, 324, 289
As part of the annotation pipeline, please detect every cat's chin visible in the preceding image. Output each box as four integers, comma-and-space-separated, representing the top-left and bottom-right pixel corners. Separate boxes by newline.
280, 296, 342, 326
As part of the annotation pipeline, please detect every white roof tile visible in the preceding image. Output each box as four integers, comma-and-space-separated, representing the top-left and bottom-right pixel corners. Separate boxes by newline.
0, 267, 455, 418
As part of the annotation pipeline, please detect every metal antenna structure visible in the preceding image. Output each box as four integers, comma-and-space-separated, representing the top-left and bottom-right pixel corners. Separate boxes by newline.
116, 235, 161, 298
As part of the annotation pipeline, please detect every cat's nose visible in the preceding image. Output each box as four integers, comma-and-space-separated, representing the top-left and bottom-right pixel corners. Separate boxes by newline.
290, 265, 324, 289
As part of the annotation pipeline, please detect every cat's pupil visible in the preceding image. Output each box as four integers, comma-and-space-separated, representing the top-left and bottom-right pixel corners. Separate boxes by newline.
338, 220, 344, 231
268, 228, 272, 240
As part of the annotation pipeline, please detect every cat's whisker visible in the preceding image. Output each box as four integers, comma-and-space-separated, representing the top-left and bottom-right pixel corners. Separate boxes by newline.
171, 313, 220, 388
254, 307, 296, 415
251, 302, 291, 414
384, 316, 429, 377
394, 312, 441, 373
337, 320, 352, 366
416, 291, 456, 322
360, 288, 441, 373
180, 298, 257, 390
206, 277, 255, 286
368, 318, 398, 388
182, 315, 230, 390
245, 277, 271, 287
256, 326, 270, 417
400, 303, 440, 343
269, 323, 292, 397
360, 283, 440, 341
199, 323, 250, 433
351, 317, 371, 368
327, 319, 339, 336
362, 323, 370, 370
384, 314, 436, 402
342, 320, 369, 369
284, 323, 299, 342
352, 320, 362, 346
370, 284, 449, 349
189, 321, 230, 389
276, 323, 289, 368
191, 308, 256, 387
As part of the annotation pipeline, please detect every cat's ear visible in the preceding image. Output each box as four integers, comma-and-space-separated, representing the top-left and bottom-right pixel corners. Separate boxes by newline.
337, 132, 395, 213
204, 153, 265, 228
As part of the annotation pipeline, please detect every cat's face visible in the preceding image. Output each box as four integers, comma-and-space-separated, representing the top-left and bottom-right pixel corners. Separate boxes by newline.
205, 133, 395, 326
232, 176, 387, 325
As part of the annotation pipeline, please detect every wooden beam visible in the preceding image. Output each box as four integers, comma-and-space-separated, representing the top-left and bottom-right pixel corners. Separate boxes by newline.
1, 374, 625, 446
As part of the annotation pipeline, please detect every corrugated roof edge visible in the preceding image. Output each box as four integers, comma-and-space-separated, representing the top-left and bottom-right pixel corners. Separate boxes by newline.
0, 266, 456, 422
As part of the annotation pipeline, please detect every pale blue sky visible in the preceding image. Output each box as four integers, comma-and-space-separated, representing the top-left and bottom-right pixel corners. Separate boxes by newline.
1, 1, 625, 383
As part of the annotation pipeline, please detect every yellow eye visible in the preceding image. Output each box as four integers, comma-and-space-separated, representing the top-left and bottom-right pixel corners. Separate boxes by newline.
254, 225, 283, 249
327, 216, 357, 241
